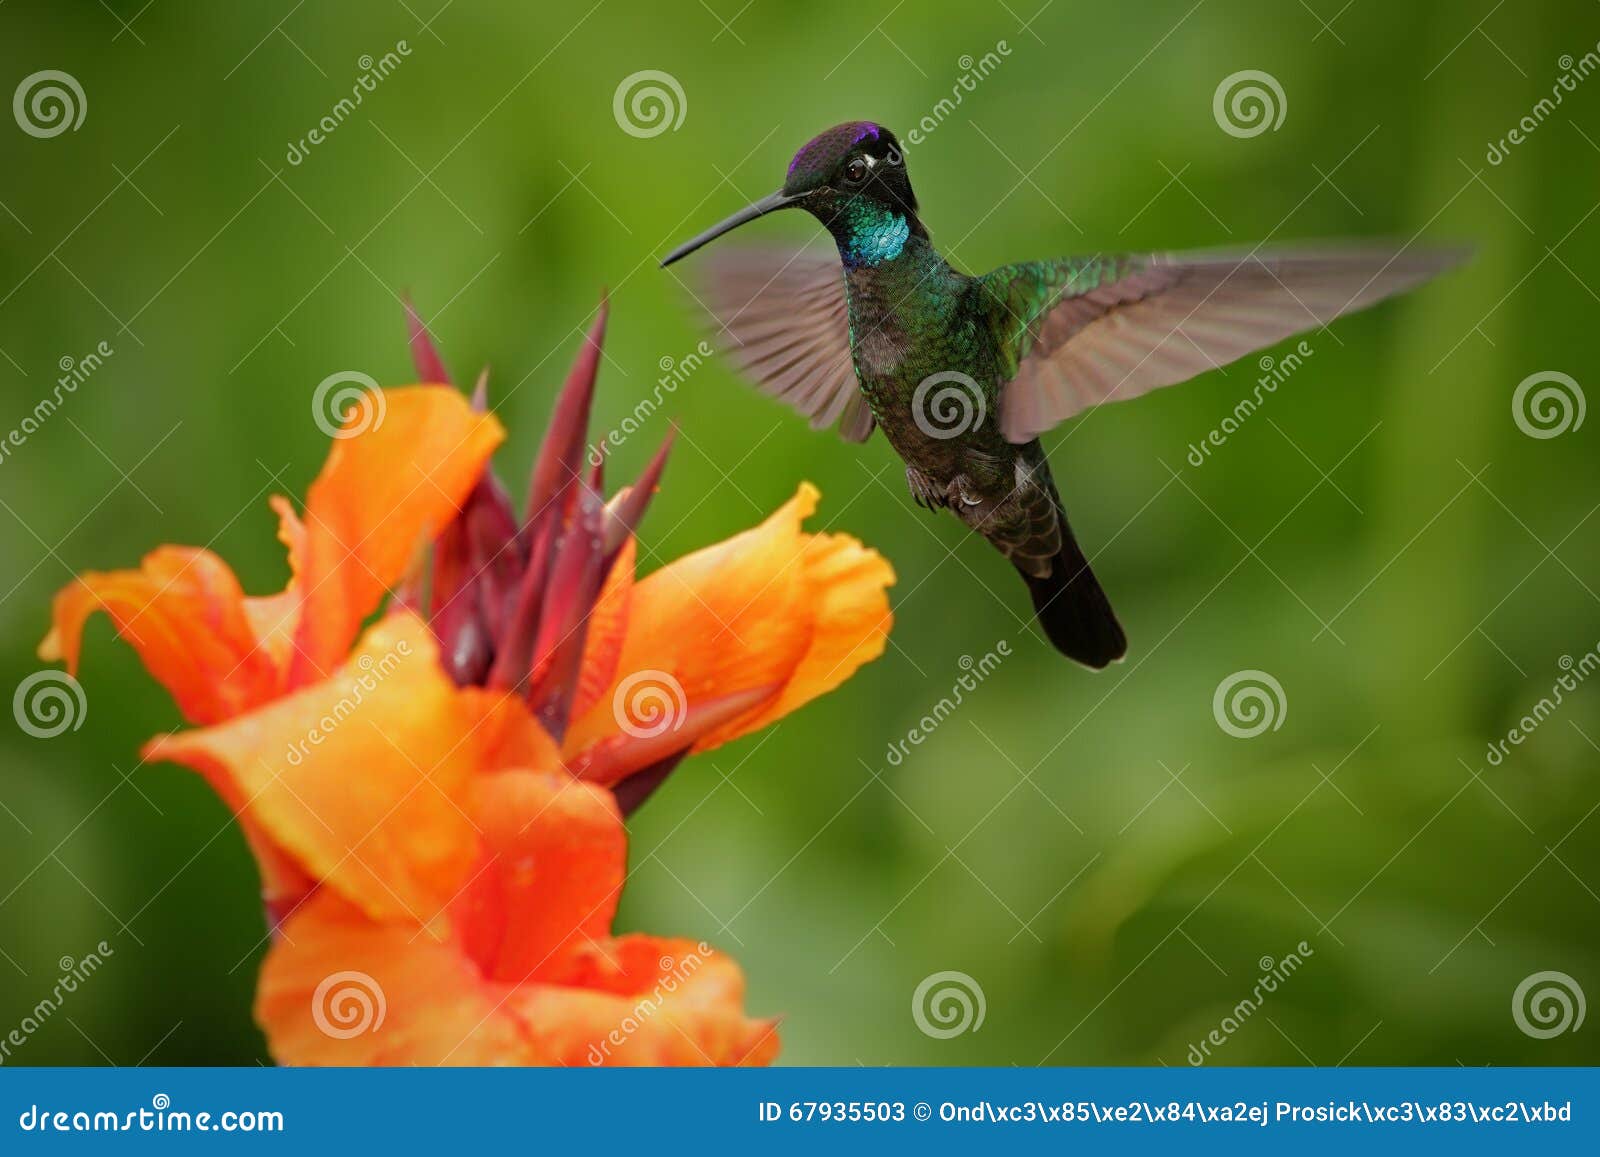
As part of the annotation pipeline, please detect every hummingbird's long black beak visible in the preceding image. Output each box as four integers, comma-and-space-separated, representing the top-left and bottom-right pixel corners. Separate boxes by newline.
660, 190, 801, 267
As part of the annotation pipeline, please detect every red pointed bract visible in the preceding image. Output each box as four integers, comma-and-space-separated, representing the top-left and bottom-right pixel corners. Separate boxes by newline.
523, 301, 607, 537
405, 297, 453, 385
603, 430, 674, 563
487, 515, 553, 693
527, 484, 608, 739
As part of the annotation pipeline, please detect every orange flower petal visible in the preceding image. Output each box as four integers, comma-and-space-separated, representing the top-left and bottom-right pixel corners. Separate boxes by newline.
288, 387, 504, 687
452, 771, 624, 985
562, 484, 894, 784
695, 516, 895, 749
257, 775, 776, 1067
238, 496, 308, 675
566, 685, 776, 792
269, 492, 309, 574
459, 686, 566, 775
257, 889, 538, 1066
38, 547, 284, 726
182, 745, 315, 921
257, 896, 777, 1066
146, 615, 513, 923
569, 538, 634, 722
506, 935, 780, 1066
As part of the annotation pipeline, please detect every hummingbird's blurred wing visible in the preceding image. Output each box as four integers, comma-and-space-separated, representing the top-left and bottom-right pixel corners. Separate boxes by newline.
682, 246, 875, 442
985, 245, 1469, 444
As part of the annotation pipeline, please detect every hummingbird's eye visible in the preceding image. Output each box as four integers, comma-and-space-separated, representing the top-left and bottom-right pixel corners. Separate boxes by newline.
843, 157, 869, 184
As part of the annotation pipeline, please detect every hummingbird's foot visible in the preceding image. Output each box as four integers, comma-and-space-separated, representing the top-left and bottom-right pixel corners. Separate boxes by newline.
950, 473, 986, 508
905, 465, 947, 510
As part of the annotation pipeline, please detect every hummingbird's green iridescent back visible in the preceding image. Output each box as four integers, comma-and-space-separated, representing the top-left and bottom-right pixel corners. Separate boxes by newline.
980, 257, 1139, 380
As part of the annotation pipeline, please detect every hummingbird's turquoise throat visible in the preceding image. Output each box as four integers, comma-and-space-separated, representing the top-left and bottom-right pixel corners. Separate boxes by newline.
838, 202, 910, 268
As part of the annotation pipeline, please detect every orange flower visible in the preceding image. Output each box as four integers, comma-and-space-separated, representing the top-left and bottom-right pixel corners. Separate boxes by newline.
41, 385, 504, 912
38, 301, 894, 1065
173, 617, 778, 1065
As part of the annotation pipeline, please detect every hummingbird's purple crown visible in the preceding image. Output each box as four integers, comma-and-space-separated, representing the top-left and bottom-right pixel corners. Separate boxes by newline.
784, 121, 893, 190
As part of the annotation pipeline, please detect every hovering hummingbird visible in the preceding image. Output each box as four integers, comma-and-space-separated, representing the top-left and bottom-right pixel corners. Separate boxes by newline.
661, 121, 1464, 668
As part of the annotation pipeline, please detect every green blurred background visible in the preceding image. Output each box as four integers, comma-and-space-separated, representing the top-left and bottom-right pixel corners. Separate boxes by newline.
2, 0, 1597, 1066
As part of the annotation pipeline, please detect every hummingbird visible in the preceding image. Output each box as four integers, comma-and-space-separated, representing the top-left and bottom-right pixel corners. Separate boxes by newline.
661, 121, 1465, 668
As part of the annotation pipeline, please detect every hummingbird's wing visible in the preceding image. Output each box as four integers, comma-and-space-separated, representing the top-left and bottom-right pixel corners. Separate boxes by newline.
984, 245, 1469, 444
679, 246, 874, 442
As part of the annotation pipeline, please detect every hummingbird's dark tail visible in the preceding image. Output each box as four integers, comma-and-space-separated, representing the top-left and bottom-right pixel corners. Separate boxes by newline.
1019, 518, 1127, 669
